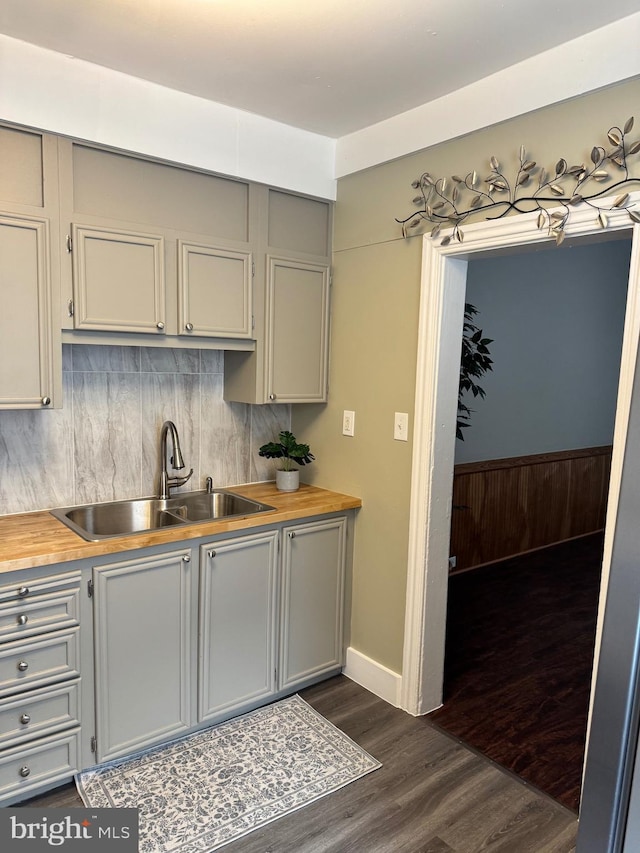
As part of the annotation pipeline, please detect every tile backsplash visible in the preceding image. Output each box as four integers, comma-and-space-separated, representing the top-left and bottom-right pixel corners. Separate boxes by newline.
0, 345, 290, 516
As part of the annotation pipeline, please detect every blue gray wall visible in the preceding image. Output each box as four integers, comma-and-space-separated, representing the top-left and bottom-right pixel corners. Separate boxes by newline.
455, 238, 632, 464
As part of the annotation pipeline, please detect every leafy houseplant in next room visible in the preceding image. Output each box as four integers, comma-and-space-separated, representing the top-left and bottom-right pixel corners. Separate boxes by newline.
258, 430, 315, 492
457, 303, 493, 440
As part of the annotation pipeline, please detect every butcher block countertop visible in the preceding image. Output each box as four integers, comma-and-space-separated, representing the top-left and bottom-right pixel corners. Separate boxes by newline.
0, 483, 362, 575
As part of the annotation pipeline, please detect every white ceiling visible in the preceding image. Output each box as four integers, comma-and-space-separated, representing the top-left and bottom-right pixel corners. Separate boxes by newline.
1, 0, 639, 139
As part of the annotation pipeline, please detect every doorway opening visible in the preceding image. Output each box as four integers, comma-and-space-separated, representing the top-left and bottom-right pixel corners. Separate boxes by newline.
400, 202, 640, 820
429, 238, 631, 809
430, 239, 631, 811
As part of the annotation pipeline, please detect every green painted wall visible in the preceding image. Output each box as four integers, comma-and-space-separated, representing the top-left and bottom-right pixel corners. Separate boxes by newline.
293, 77, 640, 675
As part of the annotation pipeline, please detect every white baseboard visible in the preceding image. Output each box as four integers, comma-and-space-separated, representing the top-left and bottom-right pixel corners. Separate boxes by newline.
343, 646, 402, 708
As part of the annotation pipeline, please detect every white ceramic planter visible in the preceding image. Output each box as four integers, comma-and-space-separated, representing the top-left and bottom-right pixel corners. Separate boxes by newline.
276, 469, 299, 492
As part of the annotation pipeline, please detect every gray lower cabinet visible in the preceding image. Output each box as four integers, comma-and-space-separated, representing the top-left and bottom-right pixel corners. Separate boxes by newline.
0, 569, 81, 804
198, 531, 279, 722
92, 548, 194, 762
90, 517, 348, 763
279, 517, 347, 690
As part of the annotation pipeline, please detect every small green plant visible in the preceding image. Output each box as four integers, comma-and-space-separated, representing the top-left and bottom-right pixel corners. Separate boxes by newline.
258, 430, 315, 471
458, 303, 493, 440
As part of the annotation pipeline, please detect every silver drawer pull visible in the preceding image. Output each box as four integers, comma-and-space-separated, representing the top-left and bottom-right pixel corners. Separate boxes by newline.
17, 614, 28, 626
207, 549, 216, 559
19, 766, 30, 778
288, 531, 296, 539
17, 660, 29, 672
19, 713, 31, 725
17, 586, 30, 598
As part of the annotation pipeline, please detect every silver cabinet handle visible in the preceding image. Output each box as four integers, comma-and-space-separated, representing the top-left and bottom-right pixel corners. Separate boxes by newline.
185, 322, 194, 332
182, 554, 190, 562
19, 713, 31, 725
269, 393, 276, 401
17, 614, 28, 626
288, 531, 296, 539
17, 586, 30, 598
41, 396, 51, 406
156, 321, 165, 330
207, 549, 216, 559
19, 766, 30, 778
17, 661, 29, 672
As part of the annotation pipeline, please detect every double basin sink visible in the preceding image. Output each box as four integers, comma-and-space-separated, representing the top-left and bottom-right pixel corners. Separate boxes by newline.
51, 490, 276, 542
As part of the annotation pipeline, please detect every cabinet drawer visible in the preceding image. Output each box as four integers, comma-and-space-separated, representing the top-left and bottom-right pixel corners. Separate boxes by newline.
0, 570, 81, 605
0, 629, 80, 698
0, 587, 80, 643
0, 728, 80, 803
0, 679, 80, 748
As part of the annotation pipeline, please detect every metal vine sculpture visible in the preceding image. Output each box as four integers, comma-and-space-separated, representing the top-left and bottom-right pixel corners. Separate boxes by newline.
396, 117, 640, 246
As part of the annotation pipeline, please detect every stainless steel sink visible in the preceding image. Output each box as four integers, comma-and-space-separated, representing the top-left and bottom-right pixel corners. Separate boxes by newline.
51, 490, 275, 541
177, 491, 269, 522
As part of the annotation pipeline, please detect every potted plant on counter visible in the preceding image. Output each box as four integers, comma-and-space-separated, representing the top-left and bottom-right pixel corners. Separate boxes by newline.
258, 430, 315, 492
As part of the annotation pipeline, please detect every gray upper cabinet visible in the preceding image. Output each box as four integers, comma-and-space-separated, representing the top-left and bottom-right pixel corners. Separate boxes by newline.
71, 225, 166, 334
0, 127, 61, 410
0, 123, 333, 401
265, 256, 329, 403
178, 241, 253, 339
59, 141, 255, 346
224, 189, 332, 404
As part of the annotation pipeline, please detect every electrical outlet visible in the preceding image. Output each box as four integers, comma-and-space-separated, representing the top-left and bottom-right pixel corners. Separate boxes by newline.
342, 410, 355, 437
394, 412, 409, 441
449, 556, 457, 570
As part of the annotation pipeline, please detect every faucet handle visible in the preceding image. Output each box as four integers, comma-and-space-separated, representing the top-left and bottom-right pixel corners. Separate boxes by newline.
170, 468, 194, 490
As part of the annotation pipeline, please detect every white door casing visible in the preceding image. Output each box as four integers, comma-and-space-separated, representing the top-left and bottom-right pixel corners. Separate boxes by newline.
401, 197, 640, 717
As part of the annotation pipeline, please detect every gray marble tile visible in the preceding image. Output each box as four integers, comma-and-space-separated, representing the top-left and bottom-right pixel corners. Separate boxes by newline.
139, 372, 201, 496
249, 404, 291, 483
140, 347, 200, 375
62, 344, 73, 372
72, 344, 140, 373
200, 349, 224, 374
199, 374, 251, 488
0, 346, 281, 516
0, 371, 75, 515
72, 371, 142, 504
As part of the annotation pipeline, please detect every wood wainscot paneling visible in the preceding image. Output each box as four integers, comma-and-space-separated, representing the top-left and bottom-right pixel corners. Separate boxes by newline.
450, 446, 612, 573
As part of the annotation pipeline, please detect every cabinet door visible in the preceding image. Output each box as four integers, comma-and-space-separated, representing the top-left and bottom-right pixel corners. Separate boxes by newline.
0, 214, 58, 409
178, 241, 252, 339
279, 517, 347, 690
93, 550, 193, 762
199, 532, 278, 722
72, 224, 166, 334
265, 256, 330, 403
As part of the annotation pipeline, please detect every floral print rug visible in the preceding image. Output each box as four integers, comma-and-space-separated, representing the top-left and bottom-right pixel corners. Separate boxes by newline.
76, 695, 381, 852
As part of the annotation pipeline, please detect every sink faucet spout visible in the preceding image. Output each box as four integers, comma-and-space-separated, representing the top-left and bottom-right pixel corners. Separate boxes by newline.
158, 420, 193, 499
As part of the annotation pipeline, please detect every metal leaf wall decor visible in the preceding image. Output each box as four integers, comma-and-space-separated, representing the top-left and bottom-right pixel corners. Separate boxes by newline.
396, 117, 640, 245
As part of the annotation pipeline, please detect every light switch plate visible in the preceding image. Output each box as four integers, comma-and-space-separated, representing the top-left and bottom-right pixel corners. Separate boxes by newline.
394, 412, 409, 441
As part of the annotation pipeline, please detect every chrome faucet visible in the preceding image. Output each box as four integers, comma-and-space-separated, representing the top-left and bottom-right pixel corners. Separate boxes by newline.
158, 420, 193, 499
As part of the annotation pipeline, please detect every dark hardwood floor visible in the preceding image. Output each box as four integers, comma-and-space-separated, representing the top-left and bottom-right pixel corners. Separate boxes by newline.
19, 676, 577, 851
428, 533, 603, 812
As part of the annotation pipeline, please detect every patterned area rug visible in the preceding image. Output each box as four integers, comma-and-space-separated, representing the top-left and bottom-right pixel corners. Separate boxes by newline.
76, 695, 381, 852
